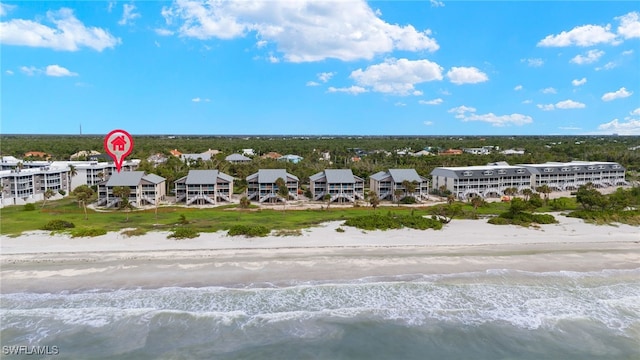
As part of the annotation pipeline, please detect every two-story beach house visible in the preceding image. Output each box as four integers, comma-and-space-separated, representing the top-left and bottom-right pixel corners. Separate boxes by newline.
97, 171, 166, 208
369, 169, 430, 201
174, 170, 234, 205
246, 169, 299, 203
310, 169, 365, 203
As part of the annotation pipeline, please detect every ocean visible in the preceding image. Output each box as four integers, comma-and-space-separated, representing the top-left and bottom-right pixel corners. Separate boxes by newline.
1, 268, 639, 359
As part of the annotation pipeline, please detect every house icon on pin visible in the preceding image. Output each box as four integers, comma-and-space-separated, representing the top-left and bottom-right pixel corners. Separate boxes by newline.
111, 135, 127, 152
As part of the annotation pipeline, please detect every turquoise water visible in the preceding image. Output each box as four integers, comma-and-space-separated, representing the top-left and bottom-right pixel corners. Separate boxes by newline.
2, 269, 639, 359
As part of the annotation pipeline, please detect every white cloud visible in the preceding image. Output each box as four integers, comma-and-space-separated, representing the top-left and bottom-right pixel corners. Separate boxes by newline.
559, 126, 581, 131
449, 106, 532, 127
597, 118, 640, 135
446, 66, 488, 85
20, 66, 39, 76
555, 99, 586, 109
350, 58, 443, 96
419, 98, 443, 105
0, 8, 121, 51
107, 1, 116, 13
268, 53, 279, 63
118, 3, 141, 26
161, 0, 439, 62
538, 100, 586, 111
572, 77, 587, 86
522, 99, 533, 104
616, 12, 640, 39
631, 108, 640, 116
570, 49, 604, 64
155, 28, 174, 36
5, 69, 14, 75
595, 61, 616, 71
514, 85, 523, 91
394, 102, 406, 107
537, 104, 555, 111
191, 97, 210, 102
423, 121, 434, 126
1, 3, 16, 16
622, 49, 634, 55
318, 72, 335, 83
327, 86, 367, 95
537, 24, 618, 47
601, 87, 633, 101
45, 64, 78, 77
306, 81, 320, 87
541, 87, 557, 94
430, 0, 445, 7
521, 58, 544, 67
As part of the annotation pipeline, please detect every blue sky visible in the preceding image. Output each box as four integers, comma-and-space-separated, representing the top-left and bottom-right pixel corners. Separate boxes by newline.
1, 1, 639, 135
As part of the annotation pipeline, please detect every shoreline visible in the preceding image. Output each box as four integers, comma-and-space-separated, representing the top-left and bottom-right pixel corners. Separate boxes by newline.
1, 215, 638, 293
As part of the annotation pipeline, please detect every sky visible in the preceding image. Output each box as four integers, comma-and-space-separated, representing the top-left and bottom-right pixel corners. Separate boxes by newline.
1, 1, 639, 136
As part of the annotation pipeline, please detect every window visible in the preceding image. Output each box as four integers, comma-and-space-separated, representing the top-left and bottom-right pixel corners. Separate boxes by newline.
612, 165, 621, 169
483, 170, 494, 176
463, 171, 473, 177
572, 166, 581, 171
561, 167, 570, 172
588, 166, 596, 170
516, 169, 525, 174
497, 169, 507, 175
543, 168, 554, 173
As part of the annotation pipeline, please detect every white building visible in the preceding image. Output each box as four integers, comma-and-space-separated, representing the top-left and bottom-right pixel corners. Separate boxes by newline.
310, 169, 364, 203
0, 165, 71, 207
174, 170, 234, 205
369, 169, 430, 201
96, 171, 166, 208
246, 169, 299, 203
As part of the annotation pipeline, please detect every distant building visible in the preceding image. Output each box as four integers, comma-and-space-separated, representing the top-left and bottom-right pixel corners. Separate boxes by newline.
431, 163, 533, 200
439, 149, 463, 156
181, 153, 212, 162
70, 150, 102, 161
242, 149, 255, 156
369, 169, 430, 201
518, 161, 627, 191
277, 154, 304, 164
24, 151, 52, 160
225, 153, 252, 164
310, 169, 364, 203
0, 165, 71, 207
500, 149, 525, 155
246, 169, 299, 203
261, 152, 282, 160
174, 170, 234, 205
169, 149, 182, 157
97, 171, 166, 208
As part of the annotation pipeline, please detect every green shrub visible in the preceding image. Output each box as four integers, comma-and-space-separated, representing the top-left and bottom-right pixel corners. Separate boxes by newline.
23, 203, 36, 211
273, 229, 302, 237
488, 217, 511, 225
228, 224, 270, 237
42, 219, 75, 231
168, 227, 200, 239
343, 214, 442, 231
70, 227, 107, 237
121, 228, 147, 237
400, 196, 417, 204
335, 227, 345, 233
58, 190, 66, 196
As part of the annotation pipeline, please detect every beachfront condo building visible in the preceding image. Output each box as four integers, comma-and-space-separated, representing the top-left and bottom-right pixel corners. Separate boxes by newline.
97, 171, 166, 208
431, 161, 626, 199
174, 170, 234, 205
246, 169, 299, 203
310, 169, 365, 203
369, 169, 430, 201
0, 165, 71, 207
69, 160, 139, 190
518, 161, 627, 191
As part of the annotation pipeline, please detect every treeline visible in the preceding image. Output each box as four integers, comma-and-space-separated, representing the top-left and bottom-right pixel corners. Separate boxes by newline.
2, 135, 640, 190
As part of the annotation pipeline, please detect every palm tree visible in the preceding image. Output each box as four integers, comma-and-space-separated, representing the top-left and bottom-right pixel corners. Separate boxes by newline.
521, 188, 533, 201
41, 188, 55, 208
402, 180, 417, 200
368, 191, 380, 210
394, 189, 404, 206
239, 196, 251, 209
470, 196, 484, 218
323, 193, 332, 210
275, 177, 288, 211
536, 184, 552, 204
72, 185, 94, 220
446, 194, 456, 205
112, 186, 132, 221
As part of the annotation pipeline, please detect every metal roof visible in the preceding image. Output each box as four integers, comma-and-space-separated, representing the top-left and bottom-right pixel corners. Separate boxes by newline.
105, 171, 145, 186
143, 173, 166, 184
247, 169, 298, 183
181, 153, 212, 161
388, 169, 423, 183
369, 171, 387, 181
517, 161, 625, 175
310, 169, 364, 183
182, 170, 216, 184
225, 153, 252, 161
430, 165, 532, 180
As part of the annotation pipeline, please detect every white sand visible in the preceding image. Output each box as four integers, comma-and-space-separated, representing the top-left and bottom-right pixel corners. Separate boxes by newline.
1, 214, 638, 293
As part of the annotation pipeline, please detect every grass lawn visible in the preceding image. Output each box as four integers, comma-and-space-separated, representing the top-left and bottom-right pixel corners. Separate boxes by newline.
0, 198, 436, 236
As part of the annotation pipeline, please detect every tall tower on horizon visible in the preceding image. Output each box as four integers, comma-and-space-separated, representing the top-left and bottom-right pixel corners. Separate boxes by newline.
80, 124, 82, 135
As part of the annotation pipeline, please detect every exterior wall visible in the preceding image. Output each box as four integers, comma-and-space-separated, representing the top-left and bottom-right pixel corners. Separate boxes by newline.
0, 167, 71, 207
247, 178, 298, 203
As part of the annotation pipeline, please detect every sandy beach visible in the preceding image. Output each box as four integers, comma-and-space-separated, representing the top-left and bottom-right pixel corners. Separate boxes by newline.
1, 214, 638, 293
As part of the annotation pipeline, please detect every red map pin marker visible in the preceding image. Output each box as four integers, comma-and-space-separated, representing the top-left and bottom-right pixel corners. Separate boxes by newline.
104, 129, 134, 173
